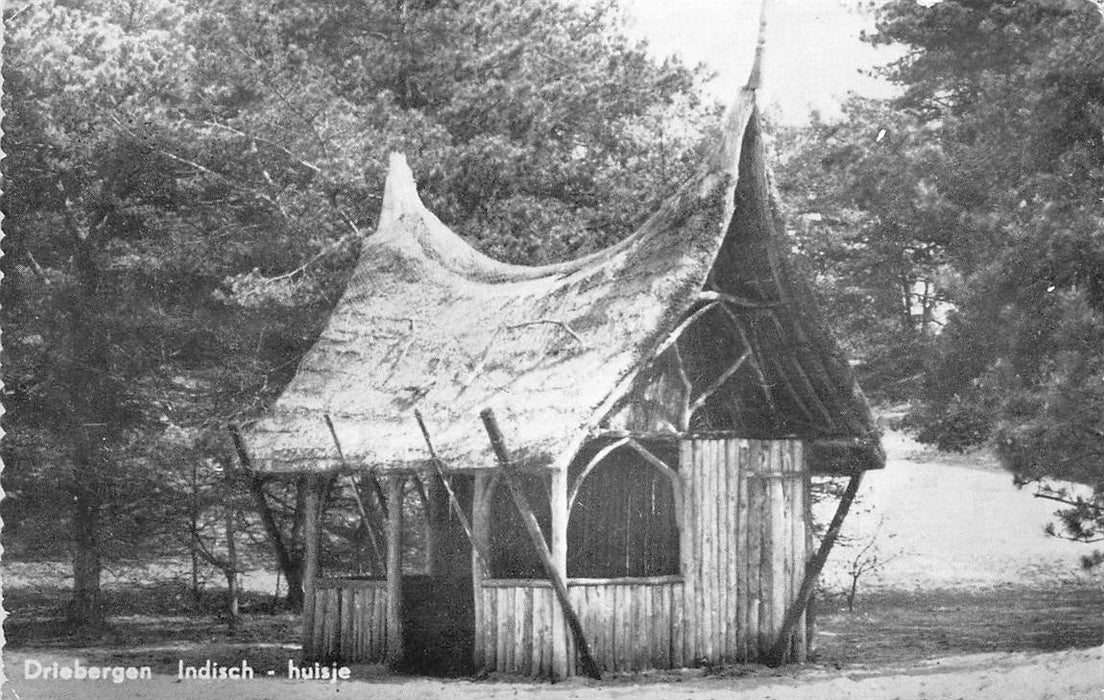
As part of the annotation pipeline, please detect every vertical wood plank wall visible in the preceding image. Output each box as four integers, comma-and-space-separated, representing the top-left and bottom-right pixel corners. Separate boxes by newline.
308, 579, 390, 662
472, 437, 811, 676
479, 577, 685, 677
679, 438, 809, 665
308, 439, 810, 672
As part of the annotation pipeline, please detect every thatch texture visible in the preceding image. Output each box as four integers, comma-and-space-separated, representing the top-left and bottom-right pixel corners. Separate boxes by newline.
246, 87, 881, 475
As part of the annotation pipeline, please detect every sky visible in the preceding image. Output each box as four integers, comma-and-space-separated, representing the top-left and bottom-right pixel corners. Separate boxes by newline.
612, 0, 905, 123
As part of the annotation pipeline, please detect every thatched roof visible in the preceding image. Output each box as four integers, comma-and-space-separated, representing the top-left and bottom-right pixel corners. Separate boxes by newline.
245, 85, 883, 475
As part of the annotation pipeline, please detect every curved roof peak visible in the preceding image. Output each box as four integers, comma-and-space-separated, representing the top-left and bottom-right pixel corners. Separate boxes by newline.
246, 85, 881, 475
371, 86, 758, 288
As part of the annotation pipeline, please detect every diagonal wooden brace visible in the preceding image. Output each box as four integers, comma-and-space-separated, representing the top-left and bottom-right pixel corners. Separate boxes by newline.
324, 414, 386, 571
414, 409, 491, 569
765, 469, 864, 667
480, 408, 602, 680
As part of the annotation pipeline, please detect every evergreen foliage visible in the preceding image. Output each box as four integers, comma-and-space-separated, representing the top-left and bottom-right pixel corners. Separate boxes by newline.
1, 0, 715, 620
778, 0, 1104, 559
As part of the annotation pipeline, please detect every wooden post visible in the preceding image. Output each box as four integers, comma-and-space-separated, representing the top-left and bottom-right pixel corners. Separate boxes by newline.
550, 465, 569, 679
678, 440, 696, 665
471, 472, 492, 670
765, 467, 863, 667
385, 475, 405, 667
225, 507, 240, 636
423, 473, 439, 575
301, 475, 323, 660
480, 408, 602, 680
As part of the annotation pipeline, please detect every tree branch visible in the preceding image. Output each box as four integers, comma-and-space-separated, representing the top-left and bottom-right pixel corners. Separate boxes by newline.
231, 46, 334, 163
25, 252, 52, 285
688, 350, 751, 418
1033, 490, 1103, 513
199, 121, 322, 174
260, 230, 360, 283
654, 300, 719, 357
506, 319, 586, 347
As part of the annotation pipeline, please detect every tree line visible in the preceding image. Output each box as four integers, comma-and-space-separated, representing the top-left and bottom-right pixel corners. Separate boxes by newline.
1, 0, 714, 625
777, 0, 1104, 565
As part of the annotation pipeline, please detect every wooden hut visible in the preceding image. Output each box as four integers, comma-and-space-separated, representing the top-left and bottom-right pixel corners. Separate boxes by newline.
242, 66, 884, 679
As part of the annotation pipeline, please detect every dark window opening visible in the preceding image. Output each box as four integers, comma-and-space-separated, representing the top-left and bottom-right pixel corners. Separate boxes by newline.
567, 439, 680, 578
486, 471, 552, 578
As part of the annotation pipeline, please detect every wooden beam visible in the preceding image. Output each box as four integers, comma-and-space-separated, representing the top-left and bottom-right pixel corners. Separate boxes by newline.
385, 475, 405, 667
480, 408, 602, 680
781, 352, 836, 428
758, 309, 837, 429
624, 438, 684, 523
672, 343, 694, 432
366, 474, 390, 520
300, 474, 323, 661
766, 355, 821, 428
321, 414, 390, 519
717, 305, 778, 414
688, 350, 751, 419
323, 415, 385, 572
505, 318, 587, 347
423, 473, 440, 576
550, 465, 570, 679
654, 300, 719, 357
765, 469, 863, 667
412, 473, 430, 510
567, 434, 684, 524
566, 437, 632, 515
414, 410, 491, 568
471, 472, 493, 671
323, 415, 390, 519
696, 290, 783, 308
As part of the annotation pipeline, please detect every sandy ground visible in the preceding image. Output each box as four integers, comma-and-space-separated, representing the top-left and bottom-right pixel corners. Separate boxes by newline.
4, 645, 1103, 699
816, 430, 1101, 593
4, 430, 1103, 699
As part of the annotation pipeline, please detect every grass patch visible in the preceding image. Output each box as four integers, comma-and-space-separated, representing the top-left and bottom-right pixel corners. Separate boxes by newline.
814, 583, 1104, 668
3, 572, 296, 652
5, 564, 1100, 678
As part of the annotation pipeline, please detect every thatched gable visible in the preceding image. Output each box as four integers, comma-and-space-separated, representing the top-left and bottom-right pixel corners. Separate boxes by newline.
246, 87, 882, 475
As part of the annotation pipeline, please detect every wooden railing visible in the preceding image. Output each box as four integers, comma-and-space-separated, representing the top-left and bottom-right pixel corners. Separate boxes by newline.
477, 576, 686, 676
307, 578, 389, 662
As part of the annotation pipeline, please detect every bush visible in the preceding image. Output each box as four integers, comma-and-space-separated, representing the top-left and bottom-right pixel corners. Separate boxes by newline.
909, 400, 992, 453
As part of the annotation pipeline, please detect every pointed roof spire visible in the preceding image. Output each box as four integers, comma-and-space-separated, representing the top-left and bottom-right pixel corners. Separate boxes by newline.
744, 0, 769, 91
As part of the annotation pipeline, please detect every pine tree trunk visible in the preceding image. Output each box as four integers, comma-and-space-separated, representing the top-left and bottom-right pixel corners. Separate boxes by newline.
247, 474, 303, 610
283, 560, 304, 611
64, 223, 109, 627
226, 510, 240, 636
920, 279, 935, 336
69, 457, 103, 626
191, 461, 202, 601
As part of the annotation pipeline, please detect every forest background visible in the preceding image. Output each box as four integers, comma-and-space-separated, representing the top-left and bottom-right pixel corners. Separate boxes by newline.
2, 0, 1103, 627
